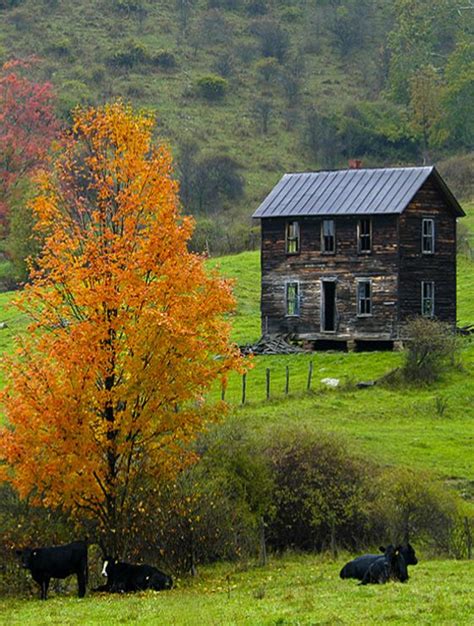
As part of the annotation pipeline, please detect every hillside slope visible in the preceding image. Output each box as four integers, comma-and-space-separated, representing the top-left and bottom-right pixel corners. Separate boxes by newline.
0, 0, 472, 253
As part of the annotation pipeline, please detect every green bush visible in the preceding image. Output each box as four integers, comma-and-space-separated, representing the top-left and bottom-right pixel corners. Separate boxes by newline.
127, 423, 273, 574
152, 49, 177, 69
255, 57, 280, 83
375, 467, 468, 556
108, 40, 151, 69
265, 428, 374, 552
402, 317, 459, 384
196, 74, 228, 100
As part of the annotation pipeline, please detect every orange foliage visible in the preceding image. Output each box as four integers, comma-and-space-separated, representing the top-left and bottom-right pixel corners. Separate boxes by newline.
0, 102, 243, 552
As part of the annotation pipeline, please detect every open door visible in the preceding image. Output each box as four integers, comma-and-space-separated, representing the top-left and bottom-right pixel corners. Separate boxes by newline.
321, 280, 336, 332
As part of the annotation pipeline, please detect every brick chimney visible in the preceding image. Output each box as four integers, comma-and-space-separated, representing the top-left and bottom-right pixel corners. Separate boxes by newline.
348, 159, 363, 169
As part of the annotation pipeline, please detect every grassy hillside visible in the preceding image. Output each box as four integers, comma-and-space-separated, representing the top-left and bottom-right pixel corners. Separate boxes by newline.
1, 555, 473, 625
0, 0, 472, 257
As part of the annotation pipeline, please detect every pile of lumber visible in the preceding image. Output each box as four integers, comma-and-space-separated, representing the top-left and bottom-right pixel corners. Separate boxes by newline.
240, 335, 307, 355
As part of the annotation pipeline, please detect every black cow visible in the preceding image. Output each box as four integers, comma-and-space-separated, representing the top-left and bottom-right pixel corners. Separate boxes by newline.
94, 557, 173, 593
360, 545, 407, 585
16, 540, 88, 600
339, 543, 417, 582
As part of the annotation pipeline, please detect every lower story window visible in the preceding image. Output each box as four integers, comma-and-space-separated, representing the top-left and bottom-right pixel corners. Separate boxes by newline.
357, 280, 372, 316
421, 281, 435, 317
286, 282, 300, 316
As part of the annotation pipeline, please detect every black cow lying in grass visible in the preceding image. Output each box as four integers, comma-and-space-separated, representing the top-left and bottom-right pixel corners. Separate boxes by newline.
340, 543, 417, 583
94, 557, 173, 593
359, 545, 408, 585
16, 540, 88, 600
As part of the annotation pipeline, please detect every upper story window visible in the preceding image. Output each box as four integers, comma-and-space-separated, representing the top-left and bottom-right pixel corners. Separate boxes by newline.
321, 219, 335, 254
358, 219, 372, 253
357, 279, 372, 316
422, 218, 435, 254
286, 221, 300, 254
286, 281, 300, 316
421, 281, 435, 317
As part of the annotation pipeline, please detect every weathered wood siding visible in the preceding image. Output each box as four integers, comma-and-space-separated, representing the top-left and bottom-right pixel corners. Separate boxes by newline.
398, 176, 457, 326
260, 214, 400, 339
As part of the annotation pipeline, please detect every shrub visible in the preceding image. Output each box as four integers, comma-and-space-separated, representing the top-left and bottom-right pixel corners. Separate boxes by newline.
192, 10, 233, 48
402, 317, 459, 384
110, 0, 148, 17
280, 7, 302, 22
375, 467, 467, 555
196, 74, 228, 100
249, 18, 289, 62
108, 40, 151, 69
265, 428, 373, 552
245, 0, 267, 16
213, 52, 235, 78
255, 57, 280, 83
130, 423, 272, 574
46, 36, 74, 58
152, 49, 177, 69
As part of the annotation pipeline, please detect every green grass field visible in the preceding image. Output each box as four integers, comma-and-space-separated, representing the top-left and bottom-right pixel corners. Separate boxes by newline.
1, 555, 473, 625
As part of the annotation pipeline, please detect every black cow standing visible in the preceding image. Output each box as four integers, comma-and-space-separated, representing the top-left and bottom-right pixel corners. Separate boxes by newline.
94, 557, 173, 593
339, 543, 418, 582
359, 545, 407, 585
16, 540, 88, 600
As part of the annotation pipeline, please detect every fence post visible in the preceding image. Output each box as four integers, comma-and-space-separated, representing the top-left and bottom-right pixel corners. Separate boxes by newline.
266, 368, 271, 400
285, 365, 290, 395
465, 516, 472, 559
307, 360, 313, 391
241, 373, 247, 405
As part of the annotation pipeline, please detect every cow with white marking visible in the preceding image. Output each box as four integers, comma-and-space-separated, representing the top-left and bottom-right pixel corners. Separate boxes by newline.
94, 557, 172, 593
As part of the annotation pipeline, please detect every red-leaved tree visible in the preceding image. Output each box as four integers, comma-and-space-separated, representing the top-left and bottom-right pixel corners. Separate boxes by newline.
0, 59, 59, 236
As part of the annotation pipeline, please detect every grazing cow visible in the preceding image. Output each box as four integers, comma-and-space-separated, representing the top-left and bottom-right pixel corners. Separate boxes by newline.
339, 543, 417, 582
94, 557, 173, 593
360, 545, 407, 585
16, 540, 88, 600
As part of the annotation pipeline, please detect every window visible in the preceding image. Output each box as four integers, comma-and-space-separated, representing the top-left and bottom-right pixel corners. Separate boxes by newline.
286, 221, 300, 254
357, 280, 372, 316
422, 219, 435, 254
421, 281, 435, 317
358, 219, 372, 253
286, 282, 300, 316
321, 220, 335, 253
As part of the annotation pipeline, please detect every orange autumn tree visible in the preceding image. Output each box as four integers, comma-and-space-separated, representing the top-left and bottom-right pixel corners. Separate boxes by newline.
0, 102, 242, 554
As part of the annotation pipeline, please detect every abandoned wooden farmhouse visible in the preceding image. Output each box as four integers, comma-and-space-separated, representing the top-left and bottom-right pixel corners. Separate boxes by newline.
252, 165, 465, 349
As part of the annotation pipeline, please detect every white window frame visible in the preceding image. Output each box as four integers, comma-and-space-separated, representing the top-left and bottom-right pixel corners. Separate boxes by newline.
321, 219, 336, 254
357, 279, 373, 317
421, 281, 435, 317
357, 218, 372, 254
285, 221, 300, 255
285, 281, 300, 317
422, 218, 435, 254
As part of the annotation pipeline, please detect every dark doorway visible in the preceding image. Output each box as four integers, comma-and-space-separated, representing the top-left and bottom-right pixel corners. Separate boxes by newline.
321, 281, 336, 332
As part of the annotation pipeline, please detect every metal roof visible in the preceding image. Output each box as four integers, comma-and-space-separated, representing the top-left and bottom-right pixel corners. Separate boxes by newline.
252, 166, 465, 218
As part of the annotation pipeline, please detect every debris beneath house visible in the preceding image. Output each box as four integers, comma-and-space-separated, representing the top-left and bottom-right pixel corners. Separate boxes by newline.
240, 334, 308, 355
457, 324, 474, 336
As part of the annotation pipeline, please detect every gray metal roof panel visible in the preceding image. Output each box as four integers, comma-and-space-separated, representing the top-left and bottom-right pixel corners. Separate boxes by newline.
252, 166, 437, 218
